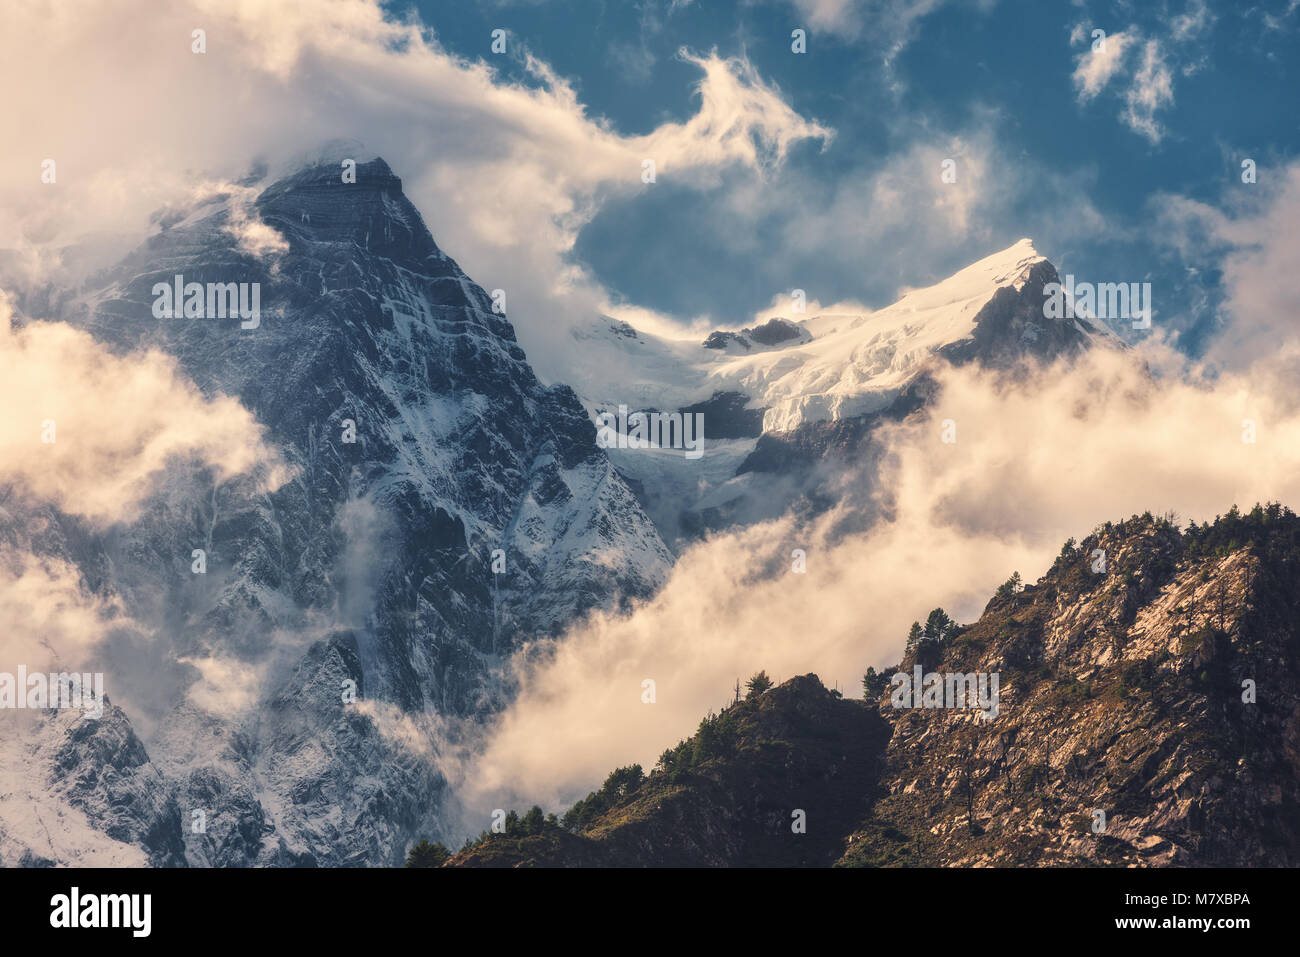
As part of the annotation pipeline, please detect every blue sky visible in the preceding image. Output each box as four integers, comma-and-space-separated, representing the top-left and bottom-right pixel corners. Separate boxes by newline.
399, 0, 1299, 356
6, 0, 1296, 375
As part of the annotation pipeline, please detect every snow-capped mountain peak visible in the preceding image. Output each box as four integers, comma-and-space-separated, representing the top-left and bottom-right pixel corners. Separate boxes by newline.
3, 156, 672, 867
571, 237, 1096, 434
565, 238, 1111, 548
727, 238, 1052, 432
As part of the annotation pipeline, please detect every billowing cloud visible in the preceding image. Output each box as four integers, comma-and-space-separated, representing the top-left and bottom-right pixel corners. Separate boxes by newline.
0, 294, 283, 521
0, 0, 830, 384
648, 118, 1107, 321
174, 655, 265, 715
0, 551, 136, 672
460, 334, 1300, 814
1153, 161, 1300, 370
1204, 166, 1300, 371
0, 287, 287, 724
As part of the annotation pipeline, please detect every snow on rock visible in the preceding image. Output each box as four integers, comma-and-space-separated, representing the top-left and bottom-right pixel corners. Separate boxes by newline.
570, 238, 1101, 434
565, 238, 1112, 547
3, 156, 672, 866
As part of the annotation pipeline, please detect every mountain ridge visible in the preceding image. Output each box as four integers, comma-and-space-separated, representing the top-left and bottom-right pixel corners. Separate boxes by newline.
569, 240, 1119, 549
0, 155, 672, 867
443, 505, 1300, 868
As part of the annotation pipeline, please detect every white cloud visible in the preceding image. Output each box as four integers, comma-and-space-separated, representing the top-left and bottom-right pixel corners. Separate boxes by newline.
1122, 40, 1176, 143
174, 655, 265, 714
0, 285, 288, 719
1070, 2, 1211, 144
0, 0, 831, 385
0, 551, 136, 672
783, 0, 948, 43
1072, 28, 1135, 101
789, 0, 859, 33
1171, 0, 1213, 42
462, 338, 1300, 812
678, 117, 1108, 319
1155, 162, 1300, 371
0, 294, 284, 522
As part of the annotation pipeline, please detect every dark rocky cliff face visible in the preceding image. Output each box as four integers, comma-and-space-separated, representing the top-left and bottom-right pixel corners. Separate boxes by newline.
449, 508, 1300, 867
1, 157, 671, 866
937, 259, 1099, 370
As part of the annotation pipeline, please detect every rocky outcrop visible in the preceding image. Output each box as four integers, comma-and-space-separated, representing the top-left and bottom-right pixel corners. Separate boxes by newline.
845, 507, 1300, 867
450, 507, 1300, 867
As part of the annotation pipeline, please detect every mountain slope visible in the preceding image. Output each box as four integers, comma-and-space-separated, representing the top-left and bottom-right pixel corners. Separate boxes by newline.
0, 155, 671, 866
849, 506, 1300, 867
567, 240, 1117, 548
447, 506, 1300, 867
447, 675, 892, 867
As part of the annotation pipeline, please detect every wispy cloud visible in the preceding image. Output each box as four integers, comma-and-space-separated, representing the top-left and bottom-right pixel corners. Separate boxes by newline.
1069, 1, 1212, 143
0, 294, 284, 522
1122, 39, 1176, 142
1153, 161, 1300, 370
1071, 27, 1135, 101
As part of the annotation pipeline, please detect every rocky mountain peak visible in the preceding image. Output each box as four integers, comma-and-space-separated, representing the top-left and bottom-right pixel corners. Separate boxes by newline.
256, 156, 444, 266
1, 154, 672, 867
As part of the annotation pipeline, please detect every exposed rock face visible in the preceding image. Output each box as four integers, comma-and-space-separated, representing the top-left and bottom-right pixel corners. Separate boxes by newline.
449, 509, 1300, 867
937, 259, 1099, 369
1, 157, 671, 866
0, 703, 187, 868
701, 318, 811, 352
850, 509, 1300, 867
48, 702, 188, 867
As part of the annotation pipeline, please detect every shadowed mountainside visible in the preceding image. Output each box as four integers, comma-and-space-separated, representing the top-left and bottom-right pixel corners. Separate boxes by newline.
443, 505, 1300, 867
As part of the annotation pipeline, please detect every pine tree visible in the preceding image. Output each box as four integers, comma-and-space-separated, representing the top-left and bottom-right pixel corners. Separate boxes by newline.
405, 839, 451, 868
521, 805, 545, 835
862, 667, 887, 699
746, 670, 774, 698
923, 608, 954, 642
904, 621, 924, 655
996, 572, 1022, 599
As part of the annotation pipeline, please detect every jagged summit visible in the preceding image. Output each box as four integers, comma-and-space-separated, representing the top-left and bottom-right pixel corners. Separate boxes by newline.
4, 156, 672, 867
562, 238, 1114, 549
926, 236, 1044, 293
569, 237, 1099, 435
257, 156, 425, 252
